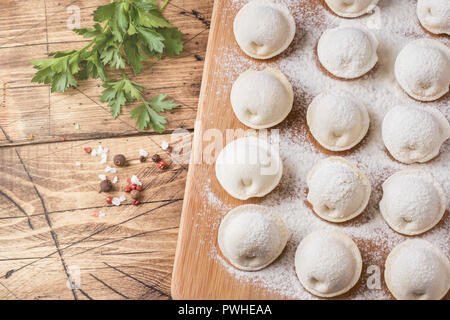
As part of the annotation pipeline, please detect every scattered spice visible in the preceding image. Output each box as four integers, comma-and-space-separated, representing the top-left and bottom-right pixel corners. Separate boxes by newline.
29, 134, 34, 141
124, 185, 132, 193
60, 137, 66, 142
151, 154, 161, 163
158, 161, 168, 170
136, 185, 143, 192
194, 54, 204, 61
139, 155, 147, 162
130, 190, 140, 200
113, 154, 126, 167
130, 184, 137, 190
131, 200, 141, 206
106, 196, 113, 204
74, 123, 80, 130
84, 147, 92, 154
99, 179, 113, 193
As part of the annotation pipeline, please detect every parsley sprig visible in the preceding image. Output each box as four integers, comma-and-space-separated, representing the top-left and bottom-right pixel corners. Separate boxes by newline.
30, 0, 182, 132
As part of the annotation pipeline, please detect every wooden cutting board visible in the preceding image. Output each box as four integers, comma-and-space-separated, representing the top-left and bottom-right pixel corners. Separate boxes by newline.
171, 0, 317, 300
171, 0, 449, 300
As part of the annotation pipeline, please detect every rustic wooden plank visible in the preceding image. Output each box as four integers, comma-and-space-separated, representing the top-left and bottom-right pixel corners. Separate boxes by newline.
0, 132, 191, 299
0, 0, 47, 49
0, 0, 212, 146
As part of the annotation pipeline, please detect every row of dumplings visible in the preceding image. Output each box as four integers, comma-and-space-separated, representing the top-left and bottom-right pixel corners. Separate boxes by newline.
214, 0, 450, 299
219, 204, 450, 300
216, 140, 447, 236
233, 67, 450, 163
234, 1, 450, 101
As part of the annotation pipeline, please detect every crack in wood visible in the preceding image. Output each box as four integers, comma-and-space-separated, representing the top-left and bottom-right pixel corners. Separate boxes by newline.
70, 225, 179, 258
0, 190, 34, 229
90, 273, 129, 299
103, 262, 171, 299
14, 148, 78, 300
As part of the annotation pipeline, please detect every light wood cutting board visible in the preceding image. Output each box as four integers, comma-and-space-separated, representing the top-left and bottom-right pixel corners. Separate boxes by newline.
171, 0, 450, 300
171, 0, 322, 300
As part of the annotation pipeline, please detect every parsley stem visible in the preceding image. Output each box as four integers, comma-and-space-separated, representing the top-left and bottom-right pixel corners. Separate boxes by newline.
160, 0, 170, 10
79, 21, 110, 53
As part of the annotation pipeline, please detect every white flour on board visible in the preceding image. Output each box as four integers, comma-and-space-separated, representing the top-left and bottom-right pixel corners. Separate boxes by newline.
199, 0, 449, 300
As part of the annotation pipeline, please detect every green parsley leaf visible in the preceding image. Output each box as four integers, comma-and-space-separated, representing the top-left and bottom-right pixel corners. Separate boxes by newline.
101, 77, 144, 118
130, 94, 179, 132
159, 27, 183, 57
94, 2, 116, 22
148, 93, 179, 112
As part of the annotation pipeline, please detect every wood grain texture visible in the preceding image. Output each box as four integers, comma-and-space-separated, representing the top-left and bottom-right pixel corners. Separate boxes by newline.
0, 0, 213, 299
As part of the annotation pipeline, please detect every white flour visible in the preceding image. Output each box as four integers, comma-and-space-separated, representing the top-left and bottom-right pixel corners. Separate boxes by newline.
201, 0, 449, 299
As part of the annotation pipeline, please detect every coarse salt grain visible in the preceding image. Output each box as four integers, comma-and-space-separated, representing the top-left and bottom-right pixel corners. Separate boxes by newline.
113, 176, 118, 184
111, 197, 121, 206
139, 149, 149, 157
75, 161, 81, 167
201, 0, 450, 300
98, 174, 106, 181
105, 166, 117, 173
130, 175, 142, 186
161, 141, 169, 150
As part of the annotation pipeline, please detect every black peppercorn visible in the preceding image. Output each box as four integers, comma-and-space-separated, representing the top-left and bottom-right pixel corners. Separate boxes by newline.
139, 155, 147, 163
151, 154, 161, 163
113, 154, 126, 167
99, 179, 113, 193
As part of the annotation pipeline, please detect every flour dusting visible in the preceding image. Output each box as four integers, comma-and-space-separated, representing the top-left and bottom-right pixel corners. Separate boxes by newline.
200, 0, 449, 300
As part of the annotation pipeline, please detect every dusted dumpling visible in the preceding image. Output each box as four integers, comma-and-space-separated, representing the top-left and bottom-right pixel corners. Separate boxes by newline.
307, 157, 371, 223
325, 0, 379, 18
380, 170, 447, 235
417, 0, 450, 35
231, 68, 294, 129
215, 136, 283, 200
317, 26, 378, 79
307, 91, 370, 151
295, 230, 362, 297
395, 39, 450, 101
218, 204, 288, 271
385, 240, 450, 300
382, 105, 450, 164
233, 0, 296, 59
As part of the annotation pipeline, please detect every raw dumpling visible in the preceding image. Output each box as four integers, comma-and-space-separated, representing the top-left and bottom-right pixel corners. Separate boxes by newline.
233, 0, 296, 59
307, 157, 371, 223
380, 170, 447, 235
385, 240, 450, 300
307, 91, 370, 151
382, 105, 450, 164
231, 68, 294, 129
218, 204, 288, 271
417, 0, 450, 35
215, 136, 283, 200
317, 25, 378, 79
324, 0, 379, 18
295, 230, 362, 297
395, 38, 450, 101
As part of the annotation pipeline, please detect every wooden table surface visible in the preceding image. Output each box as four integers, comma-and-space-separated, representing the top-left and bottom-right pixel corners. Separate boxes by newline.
0, 0, 213, 299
